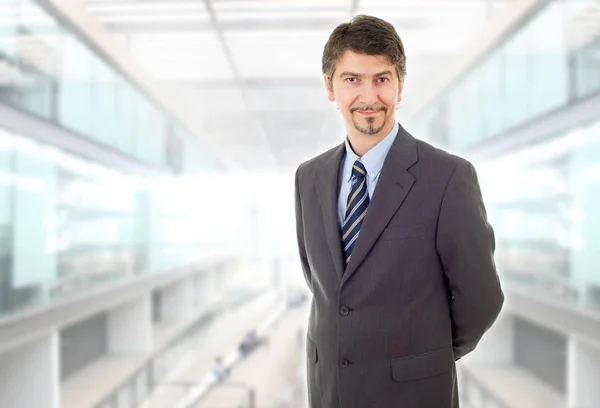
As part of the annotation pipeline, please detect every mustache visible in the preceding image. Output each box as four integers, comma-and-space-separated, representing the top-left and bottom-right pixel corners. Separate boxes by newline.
350, 105, 388, 113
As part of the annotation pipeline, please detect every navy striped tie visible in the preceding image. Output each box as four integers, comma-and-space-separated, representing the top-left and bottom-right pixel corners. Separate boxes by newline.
342, 160, 370, 265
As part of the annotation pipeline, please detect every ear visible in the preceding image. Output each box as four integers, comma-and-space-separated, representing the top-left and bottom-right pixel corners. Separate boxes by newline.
397, 77, 405, 103
324, 74, 335, 102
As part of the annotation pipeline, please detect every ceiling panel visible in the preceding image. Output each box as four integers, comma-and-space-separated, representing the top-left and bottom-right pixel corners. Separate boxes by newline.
212, 0, 352, 12
81, 0, 520, 171
84, 1, 208, 14
225, 30, 331, 78
128, 33, 234, 80
244, 85, 330, 112
162, 85, 247, 118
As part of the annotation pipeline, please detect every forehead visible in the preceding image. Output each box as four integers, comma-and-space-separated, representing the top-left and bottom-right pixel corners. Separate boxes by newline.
334, 50, 396, 77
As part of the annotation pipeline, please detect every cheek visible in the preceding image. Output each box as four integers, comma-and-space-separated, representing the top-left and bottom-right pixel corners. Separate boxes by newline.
341, 100, 357, 113
383, 92, 399, 107
335, 90, 357, 107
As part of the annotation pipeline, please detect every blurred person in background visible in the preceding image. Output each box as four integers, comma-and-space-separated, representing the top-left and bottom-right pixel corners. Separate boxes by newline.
238, 329, 268, 358
212, 356, 229, 383
294, 15, 504, 408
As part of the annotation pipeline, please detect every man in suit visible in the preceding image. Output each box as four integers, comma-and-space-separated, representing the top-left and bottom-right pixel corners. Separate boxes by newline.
294, 15, 504, 408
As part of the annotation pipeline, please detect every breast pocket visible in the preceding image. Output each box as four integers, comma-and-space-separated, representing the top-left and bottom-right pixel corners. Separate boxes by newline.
379, 223, 427, 241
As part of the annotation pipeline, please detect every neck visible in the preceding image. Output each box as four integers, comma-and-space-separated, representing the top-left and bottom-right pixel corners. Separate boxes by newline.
347, 120, 395, 157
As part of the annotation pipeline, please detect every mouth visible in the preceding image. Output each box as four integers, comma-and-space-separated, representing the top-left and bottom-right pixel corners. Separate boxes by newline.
355, 110, 381, 116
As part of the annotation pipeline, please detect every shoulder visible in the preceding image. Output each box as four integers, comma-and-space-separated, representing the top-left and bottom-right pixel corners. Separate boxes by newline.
408, 133, 481, 182
415, 138, 466, 170
412, 138, 481, 191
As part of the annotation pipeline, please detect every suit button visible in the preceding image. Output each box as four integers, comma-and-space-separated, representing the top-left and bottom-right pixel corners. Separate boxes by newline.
339, 358, 349, 368
340, 306, 350, 316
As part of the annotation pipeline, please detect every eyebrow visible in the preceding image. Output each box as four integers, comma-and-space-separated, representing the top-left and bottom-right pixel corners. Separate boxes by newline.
339, 70, 393, 78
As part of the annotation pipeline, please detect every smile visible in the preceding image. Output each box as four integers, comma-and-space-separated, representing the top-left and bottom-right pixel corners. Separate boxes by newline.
355, 110, 381, 116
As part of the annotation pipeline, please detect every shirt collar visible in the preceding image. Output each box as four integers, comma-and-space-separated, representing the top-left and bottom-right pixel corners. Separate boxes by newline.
343, 121, 399, 182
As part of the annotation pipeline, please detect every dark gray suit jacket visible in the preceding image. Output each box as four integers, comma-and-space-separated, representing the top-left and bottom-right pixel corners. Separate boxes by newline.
294, 124, 504, 408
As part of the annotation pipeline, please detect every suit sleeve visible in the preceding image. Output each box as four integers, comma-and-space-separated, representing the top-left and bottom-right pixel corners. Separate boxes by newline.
436, 160, 504, 361
295, 167, 312, 290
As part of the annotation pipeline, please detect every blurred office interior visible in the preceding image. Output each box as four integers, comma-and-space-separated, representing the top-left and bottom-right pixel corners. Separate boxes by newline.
0, 0, 599, 407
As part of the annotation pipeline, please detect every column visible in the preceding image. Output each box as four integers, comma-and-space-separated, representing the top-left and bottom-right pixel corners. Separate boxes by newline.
108, 294, 153, 355
0, 332, 60, 408
193, 269, 215, 310
160, 277, 194, 322
567, 337, 600, 408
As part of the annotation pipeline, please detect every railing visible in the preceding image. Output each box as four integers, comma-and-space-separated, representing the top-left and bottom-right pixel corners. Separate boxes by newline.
93, 289, 262, 408
166, 381, 256, 408
460, 369, 512, 408
172, 303, 287, 408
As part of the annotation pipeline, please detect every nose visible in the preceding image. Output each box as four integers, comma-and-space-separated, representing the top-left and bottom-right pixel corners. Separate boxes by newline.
359, 82, 379, 106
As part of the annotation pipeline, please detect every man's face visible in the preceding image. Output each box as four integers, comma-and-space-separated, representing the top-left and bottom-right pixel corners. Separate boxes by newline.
325, 50, 404, 138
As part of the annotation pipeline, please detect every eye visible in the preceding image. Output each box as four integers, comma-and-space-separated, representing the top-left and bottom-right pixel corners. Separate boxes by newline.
346, 77, 358, 83
377, 77, 389, 83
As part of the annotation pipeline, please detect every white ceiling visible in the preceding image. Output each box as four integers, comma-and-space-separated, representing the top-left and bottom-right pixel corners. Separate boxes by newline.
80, 0, 517, 172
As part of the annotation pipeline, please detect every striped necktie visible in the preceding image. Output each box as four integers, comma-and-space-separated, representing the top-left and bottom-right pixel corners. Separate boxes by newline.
341, 160, 370, 265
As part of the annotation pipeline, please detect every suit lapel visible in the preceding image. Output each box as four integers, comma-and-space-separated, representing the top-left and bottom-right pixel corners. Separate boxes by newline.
315, 143, 346, 281
341, 125, 418, 286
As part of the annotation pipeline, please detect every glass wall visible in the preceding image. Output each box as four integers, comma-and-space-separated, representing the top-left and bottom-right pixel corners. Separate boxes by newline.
0, 0, 228, 317
0, 126, 229, 317
407, 0, 600, 315
0, 0, 223, 173
413, 0, 600, 149
476, 119, 600, 311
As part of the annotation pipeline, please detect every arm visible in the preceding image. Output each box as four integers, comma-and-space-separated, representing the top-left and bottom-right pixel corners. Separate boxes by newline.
436, 160, 504, 361
295, 167, 312, 290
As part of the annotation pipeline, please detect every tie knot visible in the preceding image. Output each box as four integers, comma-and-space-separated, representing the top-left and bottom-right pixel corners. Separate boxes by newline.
352, 160, 367, 179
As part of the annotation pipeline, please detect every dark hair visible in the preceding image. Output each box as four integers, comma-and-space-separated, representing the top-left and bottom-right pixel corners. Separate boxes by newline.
322, 15, 406, 84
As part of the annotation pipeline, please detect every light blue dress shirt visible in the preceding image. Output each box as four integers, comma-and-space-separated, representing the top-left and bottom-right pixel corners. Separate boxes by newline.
338, 121, 399, 226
